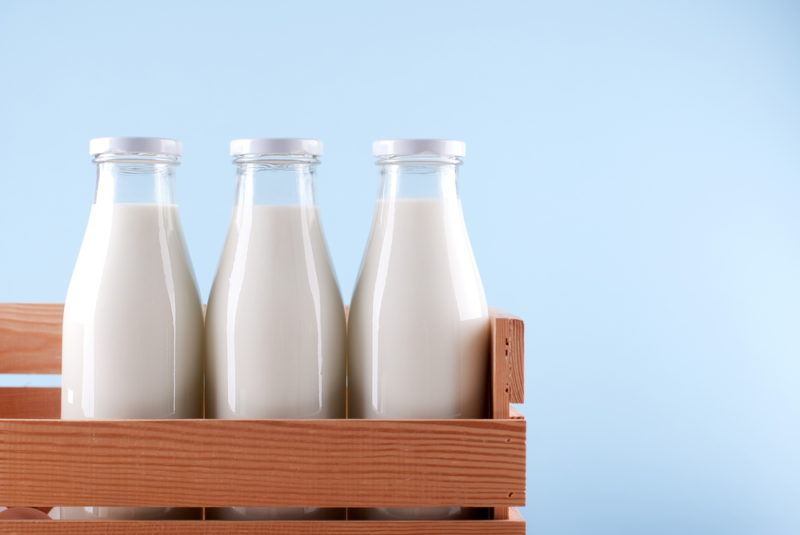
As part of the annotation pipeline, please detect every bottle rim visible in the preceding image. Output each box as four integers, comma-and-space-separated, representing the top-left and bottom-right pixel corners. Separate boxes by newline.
372, 139, 465, 158
230, 138, 322, 157
232, 153, 320, 165
374, 154, 463, 166
92, 152, 181, 165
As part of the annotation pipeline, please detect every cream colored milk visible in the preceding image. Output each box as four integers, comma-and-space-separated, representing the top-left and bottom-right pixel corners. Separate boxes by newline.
61, 203, 204, 520
205, 204, 346, 520
348, 198, 490, 520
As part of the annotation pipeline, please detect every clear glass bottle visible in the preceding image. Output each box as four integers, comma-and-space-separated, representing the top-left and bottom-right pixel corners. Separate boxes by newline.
348, 139, 490, 520
205, 138, 346, 520
60, 137, 204, 520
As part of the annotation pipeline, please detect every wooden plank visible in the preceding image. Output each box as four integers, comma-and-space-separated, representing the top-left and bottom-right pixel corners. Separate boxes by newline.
490, 314, 525, 521
0, 388, 59, 418
0, 306, 524, 393
491, 316, 509, 520
494, 313, 524, 405
491, 315, 523, 420
0, 516, 526, 535
0, 419, 525, 508
0, 304, 62, 374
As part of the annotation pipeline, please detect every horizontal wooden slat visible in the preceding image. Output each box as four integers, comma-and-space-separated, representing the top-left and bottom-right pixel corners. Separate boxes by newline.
0, 307, 524, 388
0, 516, 525, 535
0, 419, 525, 508
0, 304, 62, 374
0, 388, 59, 418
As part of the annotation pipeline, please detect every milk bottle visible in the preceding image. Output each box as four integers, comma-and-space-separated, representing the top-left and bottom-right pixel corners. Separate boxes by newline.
348, 139, 490, 520
61, 137, 204, 520
205, 138, 346, 520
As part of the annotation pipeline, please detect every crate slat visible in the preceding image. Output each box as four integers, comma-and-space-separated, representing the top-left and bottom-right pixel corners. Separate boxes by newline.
0, 419, 525, 508
0, 515, 525, 534
0, 306, 524, 398
491, 314, 524, 418
0, 304, 62, 374
490, 314, 524, 521
0, 388, 59, 418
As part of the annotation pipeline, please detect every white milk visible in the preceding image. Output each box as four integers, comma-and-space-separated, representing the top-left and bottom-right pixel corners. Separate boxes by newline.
205, 204, 346, 520
61, 203, 204, 520
348, 198, 490, 520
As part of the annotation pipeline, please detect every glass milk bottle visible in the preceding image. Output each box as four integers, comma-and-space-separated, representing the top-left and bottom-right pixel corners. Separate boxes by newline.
348, 139, 490, 520
61, 137, 204, 520
205, 138, 346, 520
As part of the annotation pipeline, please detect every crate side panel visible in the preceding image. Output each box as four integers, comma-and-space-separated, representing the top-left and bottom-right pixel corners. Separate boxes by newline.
0, 388, 60, 418
0, 419, 525, 508
0, 304, 62, 374
490, 314, 525, 520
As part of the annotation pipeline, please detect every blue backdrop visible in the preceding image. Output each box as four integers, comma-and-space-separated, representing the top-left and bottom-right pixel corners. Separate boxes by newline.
1, 1, 799, 533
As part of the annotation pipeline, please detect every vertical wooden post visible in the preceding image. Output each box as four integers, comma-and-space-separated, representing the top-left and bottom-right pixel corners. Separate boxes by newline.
491, 313, 525, 520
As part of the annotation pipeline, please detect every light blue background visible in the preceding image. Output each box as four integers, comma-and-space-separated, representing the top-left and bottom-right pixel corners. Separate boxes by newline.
1, 1, 799, 533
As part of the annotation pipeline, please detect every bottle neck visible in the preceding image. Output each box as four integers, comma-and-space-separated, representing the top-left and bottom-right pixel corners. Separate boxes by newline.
234, 155, 318, 206
94, 153, 179, 205
377, 155, 461, 202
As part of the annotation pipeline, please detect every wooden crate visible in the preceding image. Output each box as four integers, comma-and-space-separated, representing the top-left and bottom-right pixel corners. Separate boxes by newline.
0, 304, 525, 534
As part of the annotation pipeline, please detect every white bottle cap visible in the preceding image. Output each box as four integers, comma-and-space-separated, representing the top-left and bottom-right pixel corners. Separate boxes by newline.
372, 139, 466, 157
89, 137, 182, 156
230, 138, 323, 156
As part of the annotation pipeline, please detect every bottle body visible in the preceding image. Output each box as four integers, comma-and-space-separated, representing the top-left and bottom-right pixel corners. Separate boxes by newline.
348, 142, 490, 519
60, 139, 203, 520
349, 197, 490, 419
206, 204, 346, 421
205, 141, 346, 520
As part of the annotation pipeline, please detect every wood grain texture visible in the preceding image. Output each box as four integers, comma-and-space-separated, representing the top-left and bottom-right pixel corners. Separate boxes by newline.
496, 313, 524, 406
491, 315, 525, 420
0, 304, 62, 374
0, 516, 525, 535
0, 419, 525, 508
0, 388, 59, 418
490, 314, 525, 521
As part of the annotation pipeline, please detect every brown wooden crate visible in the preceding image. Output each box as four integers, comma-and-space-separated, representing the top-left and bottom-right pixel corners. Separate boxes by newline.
0, 304, 526, 527
0, 304, 62, 374
0, 419, 525, 508
0, 516, 525, 534
0, 388, 59, 418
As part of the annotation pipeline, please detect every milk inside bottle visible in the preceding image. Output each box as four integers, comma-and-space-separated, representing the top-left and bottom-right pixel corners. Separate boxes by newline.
60, 137, 204, 520
205, 138, 346, 520
348, 139, 490, 520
